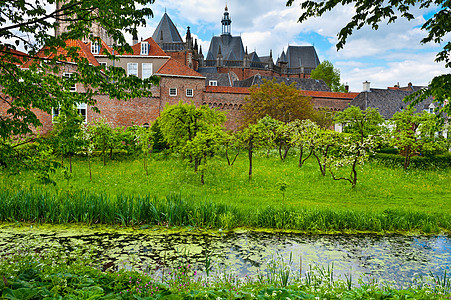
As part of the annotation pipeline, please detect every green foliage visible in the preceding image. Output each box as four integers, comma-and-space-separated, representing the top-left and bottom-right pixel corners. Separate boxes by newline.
151, 118, 169, 152
334, 106, 384, 141
0, 0, 159, 149
310, 60, 347, 92
373, 153, 451, 169
241, 78, 316, 126
87, 117, 113, 166
286, 0, 450, 116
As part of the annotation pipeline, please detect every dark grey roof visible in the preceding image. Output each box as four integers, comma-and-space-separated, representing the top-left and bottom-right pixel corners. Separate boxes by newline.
259, 56, 274, 65
349, 88, 434, 119
205, 73, 232, 86
277, 50, 287, 64
197, 67, 219, 74
206, 35, 245, 61
286, 46, 320, 69
233, 75, 330, 91
152, 13, 183, 44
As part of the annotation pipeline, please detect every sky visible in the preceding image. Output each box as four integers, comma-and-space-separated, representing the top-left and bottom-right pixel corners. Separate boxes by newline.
132, 0, 449, 92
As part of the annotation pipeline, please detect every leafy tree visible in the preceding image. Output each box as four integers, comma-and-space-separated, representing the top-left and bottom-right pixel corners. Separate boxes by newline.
241, 78, 316, 126
133, 126, 153, 176
330, 106, 385, 186
286, 0, 450, 115
159, 101, 226, 174
51, 105, 85, 173
334, 106, 384, 142
88, 117, 113, 166
390, 107, 445, 169
311, 128, 341, 176
257, 115, 284, 158
237, 120, 271, 180
287, 119, 320, 167
0, 0, 158, 158
310, 60, 347, 93
150, 119, 169, 152
77, 124, 95, 181
224, 131, 241, 166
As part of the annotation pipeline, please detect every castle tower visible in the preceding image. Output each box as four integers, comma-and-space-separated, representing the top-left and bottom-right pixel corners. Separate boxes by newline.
54, 1, 114, 46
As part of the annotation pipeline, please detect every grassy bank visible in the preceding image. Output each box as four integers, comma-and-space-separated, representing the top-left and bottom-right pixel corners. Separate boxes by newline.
1, 242, 450, 299
1, 152, 450, 232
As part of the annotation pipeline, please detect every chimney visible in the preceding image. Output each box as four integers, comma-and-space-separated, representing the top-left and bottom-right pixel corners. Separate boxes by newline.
345, 84, 349, 92
363, 81, 371, 92
132, 31, 138, 46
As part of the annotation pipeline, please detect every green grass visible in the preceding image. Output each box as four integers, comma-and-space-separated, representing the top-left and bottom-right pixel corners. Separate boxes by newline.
1, 150, 450, 232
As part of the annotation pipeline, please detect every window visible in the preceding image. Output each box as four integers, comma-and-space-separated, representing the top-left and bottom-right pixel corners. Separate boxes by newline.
169, 88, 177, 96
127, 63, 138, 76
52, 107, 60, 123
77, 103, 87, 123
186, 88, 193, 97
142, 63, 153, 79
91, 42, 100, 54
141, 42, 149, 55
63, 72, 76, 92
209, 80, 218, 86
99, 62, 107, 67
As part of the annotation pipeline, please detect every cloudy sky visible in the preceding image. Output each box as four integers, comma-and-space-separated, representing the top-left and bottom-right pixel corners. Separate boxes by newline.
133, 0, 448, 92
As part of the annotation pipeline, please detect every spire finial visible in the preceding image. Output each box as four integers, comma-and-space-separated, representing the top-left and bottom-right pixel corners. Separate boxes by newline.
225, 1, 228, 11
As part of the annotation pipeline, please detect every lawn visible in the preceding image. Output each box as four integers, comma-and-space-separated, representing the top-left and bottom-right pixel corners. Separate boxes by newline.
1, 150, 450, 232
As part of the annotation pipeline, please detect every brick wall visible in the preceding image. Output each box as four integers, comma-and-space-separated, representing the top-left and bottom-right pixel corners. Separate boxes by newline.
203, 90, 248, 130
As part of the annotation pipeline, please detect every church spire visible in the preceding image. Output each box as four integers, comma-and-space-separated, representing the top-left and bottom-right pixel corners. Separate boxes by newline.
221, 3, 231, 35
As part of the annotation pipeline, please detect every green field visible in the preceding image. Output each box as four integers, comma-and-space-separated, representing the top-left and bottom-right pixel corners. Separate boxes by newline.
1, 151, 450, 232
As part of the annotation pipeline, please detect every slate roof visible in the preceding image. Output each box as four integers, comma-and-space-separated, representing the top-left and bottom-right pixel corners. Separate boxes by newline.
24, 40, 99, 67
156, 58, 204, 78
259, 55, 274, 65
348, 88, 434, 119
152, 13, 183, 44
204, 73, 232, 86
276, 50, 287, 64
234, 75, 331, 91
206, 35, 245, 61
286, 46, 320, 69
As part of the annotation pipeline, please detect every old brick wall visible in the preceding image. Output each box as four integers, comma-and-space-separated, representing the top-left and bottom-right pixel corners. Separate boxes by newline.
159, 76, 205, 108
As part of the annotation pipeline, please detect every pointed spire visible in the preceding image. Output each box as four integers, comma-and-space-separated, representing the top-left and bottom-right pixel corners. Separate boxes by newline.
218, 45, 222, 55
199, 45, 203, 55
245, 46, 248, 55
270, 49, 272, 58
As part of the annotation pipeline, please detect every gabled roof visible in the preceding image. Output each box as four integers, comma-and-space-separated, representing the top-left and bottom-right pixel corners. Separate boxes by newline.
277, 50, 287, 64
152, 13, 184, 44
156, 58, 204, 78
131, 37, 168, 56
206, 35, 245, 61
286, 46, 320, 69
349, 88, 434, 119
23, 39, 99, 67
234, 75, 331, 91
302, 90, 359, 100
204, 73, 232, 86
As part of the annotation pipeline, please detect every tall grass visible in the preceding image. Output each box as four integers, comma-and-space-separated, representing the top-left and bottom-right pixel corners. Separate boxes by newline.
0, 189, 449, 232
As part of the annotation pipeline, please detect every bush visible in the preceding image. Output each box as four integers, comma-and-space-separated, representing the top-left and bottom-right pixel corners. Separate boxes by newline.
372, 153, 451, 169
377, 147, 399, 154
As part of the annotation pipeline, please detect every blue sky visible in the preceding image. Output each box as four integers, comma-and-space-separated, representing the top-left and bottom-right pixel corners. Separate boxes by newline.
134, 0, 448, 92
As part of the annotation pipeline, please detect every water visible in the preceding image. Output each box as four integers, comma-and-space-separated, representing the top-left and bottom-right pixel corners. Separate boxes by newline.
1, 225, 449, 287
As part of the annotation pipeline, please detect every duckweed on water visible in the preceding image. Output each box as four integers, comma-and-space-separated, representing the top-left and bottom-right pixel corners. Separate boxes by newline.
0, 239, 450, 299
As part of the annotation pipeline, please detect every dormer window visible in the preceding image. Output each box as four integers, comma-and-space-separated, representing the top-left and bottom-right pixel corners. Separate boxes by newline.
209, 80, 218, 86
91, 42, 100, 54
141, 42, 149, 55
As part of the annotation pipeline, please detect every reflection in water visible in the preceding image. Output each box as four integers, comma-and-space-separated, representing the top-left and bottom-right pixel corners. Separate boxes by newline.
0, 226, 449, 287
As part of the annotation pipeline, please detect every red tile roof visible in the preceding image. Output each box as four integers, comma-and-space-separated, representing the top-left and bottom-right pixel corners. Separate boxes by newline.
205, 86, 251, 94
156, 58, 204, 78
24, 40, 99, 67
130, 37, 167, 56
0, 48, 29, 65
301, 90, 359, 100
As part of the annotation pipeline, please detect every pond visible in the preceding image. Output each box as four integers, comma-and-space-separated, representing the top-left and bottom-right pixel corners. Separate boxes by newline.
1, 224, 449, 287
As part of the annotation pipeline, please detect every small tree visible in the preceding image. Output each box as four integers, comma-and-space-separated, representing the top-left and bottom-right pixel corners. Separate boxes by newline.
334, 106, 384, 143
288, 119, 320, 167
391, 108, 444, 169
52, 106, 84, 173
77, 124, 94, 181
134, 126, 153, 176
310, 60, 347, 93
89, 118, 113, 166
224, 131, 241, 166
241, 78, 316, 126
237, 121, 269, 180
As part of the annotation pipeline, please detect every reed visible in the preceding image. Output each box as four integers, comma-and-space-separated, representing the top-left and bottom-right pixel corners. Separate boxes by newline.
0, 188, 449, 232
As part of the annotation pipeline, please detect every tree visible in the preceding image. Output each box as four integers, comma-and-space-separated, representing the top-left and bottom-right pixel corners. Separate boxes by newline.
51, 105, 85, 173
310, 60, 347, 93
390, 107, 445, 169
0, 0, 158, 155
287, 119, 319, 167
286, 0, 450, 115
241, 78, 316, 126
159, 101, 226, 180
334, 106, 384, 142
89, 117, 113, 166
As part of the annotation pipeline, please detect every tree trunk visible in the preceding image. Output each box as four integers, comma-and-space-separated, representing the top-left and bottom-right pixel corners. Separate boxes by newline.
109, 147, 113, 160
248, 138, 253, 180
88, 155, 92, 181
313, 152, 326, 176
226, 147, 230, 165
194, 157, 199, 172
298, 146, 304, 167
403, 145, 411, 170
69, 154, 72, 173
351, 157, 357, 188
